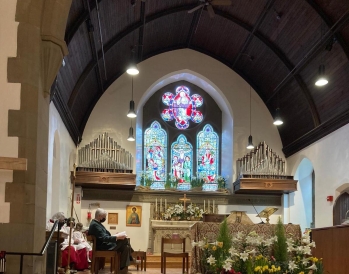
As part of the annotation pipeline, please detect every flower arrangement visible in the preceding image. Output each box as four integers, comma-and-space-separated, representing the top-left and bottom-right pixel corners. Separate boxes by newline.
164, 173, 179, 189
216, 175, 227, 189
139, 171, 153, 187
192, 219, 324, 274
191, 176, 205, 188
163, 203, 205, 221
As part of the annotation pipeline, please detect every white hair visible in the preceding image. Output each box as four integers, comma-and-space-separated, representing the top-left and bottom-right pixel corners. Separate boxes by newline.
95, 208, 107, 218
52, 212, 65, 221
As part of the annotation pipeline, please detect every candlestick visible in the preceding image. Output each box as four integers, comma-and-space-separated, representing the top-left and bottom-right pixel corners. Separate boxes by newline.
208, 200, 210, 214
160, 198, 162, 213
165, 199, 167, 210
156, 198, 157, 214
204, 200, 205, 211
213, 200, 215, 213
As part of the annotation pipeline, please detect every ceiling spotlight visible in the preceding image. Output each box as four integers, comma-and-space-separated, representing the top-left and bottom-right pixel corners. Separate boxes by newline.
127, 100, 137, 118
273, 108, 283, 126
315, 64, 328, 86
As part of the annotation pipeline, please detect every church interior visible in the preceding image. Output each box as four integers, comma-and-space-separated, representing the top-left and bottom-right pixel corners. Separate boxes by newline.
1, 0, 349, 273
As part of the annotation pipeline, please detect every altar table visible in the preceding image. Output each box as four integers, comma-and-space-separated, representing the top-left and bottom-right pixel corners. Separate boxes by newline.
190, 222, 302, 274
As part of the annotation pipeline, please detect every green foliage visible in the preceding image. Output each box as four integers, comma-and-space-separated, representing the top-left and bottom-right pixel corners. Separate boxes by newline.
273, 217, 288, 267
217, 218, 232, 251
190, 176, 205, 188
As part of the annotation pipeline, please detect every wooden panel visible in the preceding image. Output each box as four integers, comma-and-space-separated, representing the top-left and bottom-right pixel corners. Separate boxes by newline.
312, 225, 349, 274
233, 177, 297, 194
0, 157, 27, 171
72, 171, 136, 190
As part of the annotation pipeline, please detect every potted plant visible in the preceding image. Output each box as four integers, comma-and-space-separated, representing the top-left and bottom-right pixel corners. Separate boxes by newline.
165, 173, 178, 190
190, 176, 205, 191
140, 171, 153, 190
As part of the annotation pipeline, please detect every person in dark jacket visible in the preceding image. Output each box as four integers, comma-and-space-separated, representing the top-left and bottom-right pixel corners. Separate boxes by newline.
88, 208, 132, 274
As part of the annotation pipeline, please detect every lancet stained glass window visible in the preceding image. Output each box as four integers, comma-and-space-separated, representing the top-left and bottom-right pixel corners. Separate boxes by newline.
197, 124, 219, 183
161, 86, 203, 130
171, 134, 193, 189
144, 121, 167, 185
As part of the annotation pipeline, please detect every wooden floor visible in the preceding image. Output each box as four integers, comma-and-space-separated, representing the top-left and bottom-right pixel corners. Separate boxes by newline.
76, 266, 187, 273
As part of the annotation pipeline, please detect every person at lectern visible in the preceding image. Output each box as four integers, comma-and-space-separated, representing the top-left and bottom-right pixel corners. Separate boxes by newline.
88, 208, 133, 274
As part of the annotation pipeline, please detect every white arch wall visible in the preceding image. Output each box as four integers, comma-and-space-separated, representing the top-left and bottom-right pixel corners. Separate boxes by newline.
82, 49, 284, 182
287, 122, 349, 228
47, 103, 76, 219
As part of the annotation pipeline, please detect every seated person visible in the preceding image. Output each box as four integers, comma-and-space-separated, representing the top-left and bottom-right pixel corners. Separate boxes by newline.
73, 222, 92, 263
46, 213, 88, 272
88, 208, 133, 274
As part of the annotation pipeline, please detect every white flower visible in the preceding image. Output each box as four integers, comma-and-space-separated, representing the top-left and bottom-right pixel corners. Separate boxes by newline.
222, 260, 232, 271
302, 234, 311, 244
303, 245, 312, 255
301, 258, 310, 266
308, 241, 316, 248
307, 263, 318, 270
197, 240, 205, 248
207, 255, 216, 265
288, 261, 298, 271
248, 249, 256, 256
239, 251, 249, 261
228, 247, 238, 257
191, 241, 197, 248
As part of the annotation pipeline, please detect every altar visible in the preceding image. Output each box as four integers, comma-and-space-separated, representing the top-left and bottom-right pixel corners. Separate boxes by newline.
150, 220, 200, 254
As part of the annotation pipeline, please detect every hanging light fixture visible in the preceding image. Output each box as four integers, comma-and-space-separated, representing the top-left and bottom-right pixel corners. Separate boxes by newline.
273, 108, 283, 125
315, 64, 328, 86
127, 119, 135, 141
247, 86, 254, 150
127, 77, 137, 118
126, 7, 139, 75
315, 21, 328, 87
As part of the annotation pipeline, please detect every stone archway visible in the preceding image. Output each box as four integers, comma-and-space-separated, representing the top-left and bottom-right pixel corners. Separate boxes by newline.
1, 0, 71, 272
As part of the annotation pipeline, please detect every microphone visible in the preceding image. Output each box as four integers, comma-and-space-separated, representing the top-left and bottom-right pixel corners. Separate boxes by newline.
248, 199, 264, 224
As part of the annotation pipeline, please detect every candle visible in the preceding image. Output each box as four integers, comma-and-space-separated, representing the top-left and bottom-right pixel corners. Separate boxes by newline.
208, 200, 210, 214
156, 198, 157, 213
165, 199, 167, 210
204, 200, 205, 211
160, 198, 162, 213
213, 200, 215, 213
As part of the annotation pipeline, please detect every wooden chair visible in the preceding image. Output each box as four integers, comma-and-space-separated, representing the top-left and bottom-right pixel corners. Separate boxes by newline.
87, 235, 121, 274
161, 237, 189, 274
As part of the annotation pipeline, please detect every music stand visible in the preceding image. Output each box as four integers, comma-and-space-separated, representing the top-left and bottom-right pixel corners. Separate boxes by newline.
257, 207, 278, 224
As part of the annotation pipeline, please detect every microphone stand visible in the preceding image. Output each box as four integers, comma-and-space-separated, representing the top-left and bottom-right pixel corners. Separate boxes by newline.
249, 199, 264, 224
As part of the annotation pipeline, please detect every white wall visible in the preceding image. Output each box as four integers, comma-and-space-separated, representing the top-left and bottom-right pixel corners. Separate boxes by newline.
0, 0, 20, 223
288, 122, 349, 228
288, 158, 313, 232
82, 50, 284, 186
47, 103, 76, 220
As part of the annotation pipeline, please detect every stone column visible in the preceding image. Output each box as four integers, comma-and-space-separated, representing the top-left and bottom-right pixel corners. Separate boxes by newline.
0, 0, 71, 273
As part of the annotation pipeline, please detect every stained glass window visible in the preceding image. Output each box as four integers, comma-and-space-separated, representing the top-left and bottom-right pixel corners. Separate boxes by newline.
197, 124, 219, 190
144, 121, 167, 188
161, 85, 203, 130
171, 134, 193, 190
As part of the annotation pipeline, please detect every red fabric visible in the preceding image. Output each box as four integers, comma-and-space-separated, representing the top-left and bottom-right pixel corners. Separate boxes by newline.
61, 246, 88, 270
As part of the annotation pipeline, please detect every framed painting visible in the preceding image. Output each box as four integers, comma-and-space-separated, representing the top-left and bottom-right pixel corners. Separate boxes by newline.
108, 213, 118, 224
126, 205, 142, 227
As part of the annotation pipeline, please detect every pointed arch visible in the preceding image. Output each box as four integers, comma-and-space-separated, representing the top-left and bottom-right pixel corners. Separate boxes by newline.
171, 134, 193, 184
144, 121, 167, 183
197, 124, 219, 182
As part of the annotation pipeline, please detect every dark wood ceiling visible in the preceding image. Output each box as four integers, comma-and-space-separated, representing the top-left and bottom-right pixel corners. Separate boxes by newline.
53, 0, 349, 157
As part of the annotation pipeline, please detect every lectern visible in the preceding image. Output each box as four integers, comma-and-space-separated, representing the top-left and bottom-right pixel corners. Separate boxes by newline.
257, 207, 278, 224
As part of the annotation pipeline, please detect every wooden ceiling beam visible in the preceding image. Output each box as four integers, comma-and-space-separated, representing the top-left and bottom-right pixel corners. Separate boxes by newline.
186, 7, 203, 48
137, 0, 146, 62
306, 0, 349, 60
231, 0, 276, 69
266, 10, 349, 104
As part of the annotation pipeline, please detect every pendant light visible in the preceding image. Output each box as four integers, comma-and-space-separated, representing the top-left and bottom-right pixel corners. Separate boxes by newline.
126, 6, 139, 75
273, 108, 283, 125
127, 76, 137, 118
247, 85, 254, 150
127, 119, 135, 141
315, 21, 328, 87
